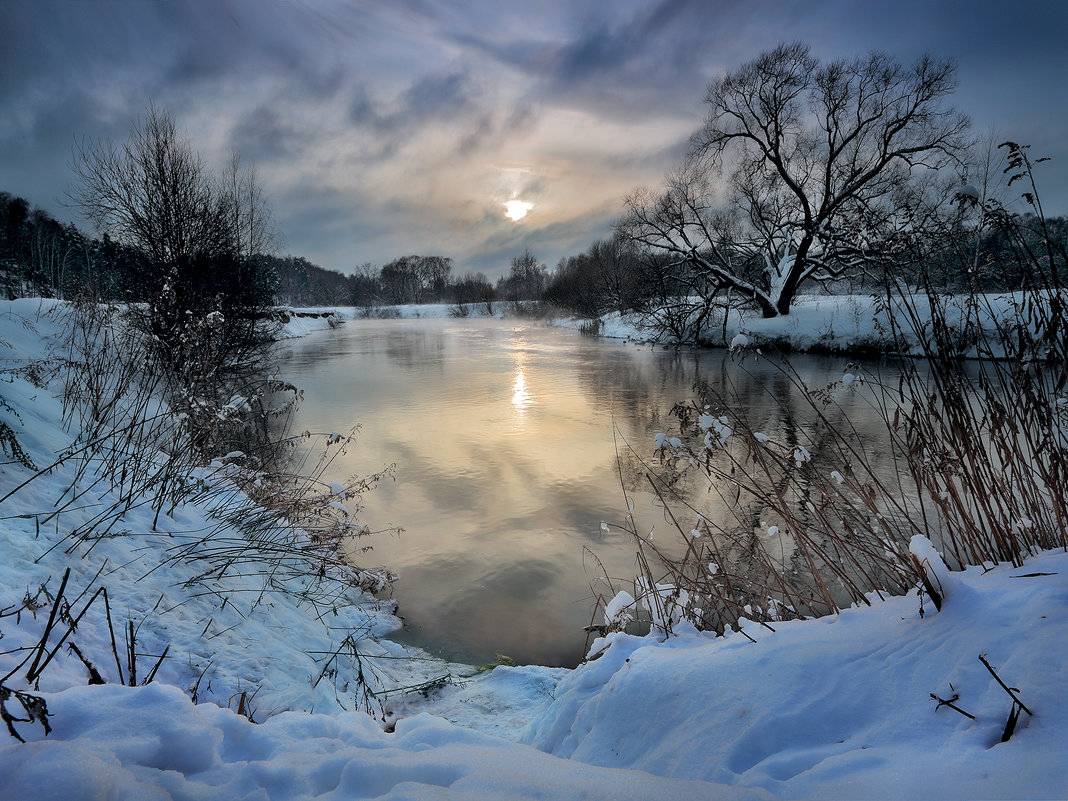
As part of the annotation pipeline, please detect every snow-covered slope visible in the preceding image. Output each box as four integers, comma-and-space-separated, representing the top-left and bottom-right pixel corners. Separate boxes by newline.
524, 550, 1068, 798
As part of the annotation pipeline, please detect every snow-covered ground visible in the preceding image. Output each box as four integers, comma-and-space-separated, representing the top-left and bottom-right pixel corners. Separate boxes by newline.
554, 292, 1030, 357
2, 298, 1065, 800
525, 550, 1068, 798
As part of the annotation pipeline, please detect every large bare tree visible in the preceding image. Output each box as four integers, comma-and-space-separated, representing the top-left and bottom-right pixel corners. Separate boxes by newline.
622, 42, 971, 317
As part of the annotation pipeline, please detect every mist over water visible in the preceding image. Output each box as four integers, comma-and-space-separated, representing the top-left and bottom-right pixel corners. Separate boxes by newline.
277, 317, 884, 667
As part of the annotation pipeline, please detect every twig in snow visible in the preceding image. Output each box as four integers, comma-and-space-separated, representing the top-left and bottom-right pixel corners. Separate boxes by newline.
929, 692, 975, 720
141, 644, 170, 685
978, 654, 1033, 716
978, 653, 1032, 743
67, 642, 106, 685
19, 568, 70, 682
103, 589, 125, 685
0, 685, 51, 742
1002, 701, 1024, 743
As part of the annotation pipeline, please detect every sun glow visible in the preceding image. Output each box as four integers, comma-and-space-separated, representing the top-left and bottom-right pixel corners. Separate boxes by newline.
504, 200, 533, 222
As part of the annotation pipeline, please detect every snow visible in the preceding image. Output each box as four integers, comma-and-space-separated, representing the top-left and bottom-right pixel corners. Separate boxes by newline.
909, 534, 955, 606
603, 590, 637, 630
700, 413, 733, 447
553, 292, 1032, 357
2, 297, 1067, 800
1, 682, 726, 801
276, 303, 512, 340
523, 550, 1068, 799
276, 309, 342, 338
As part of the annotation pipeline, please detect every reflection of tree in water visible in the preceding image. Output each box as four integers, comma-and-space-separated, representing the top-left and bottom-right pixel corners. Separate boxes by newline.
571, 346, 726, 494
620, 353, 922, 635
383, 329, 447, 370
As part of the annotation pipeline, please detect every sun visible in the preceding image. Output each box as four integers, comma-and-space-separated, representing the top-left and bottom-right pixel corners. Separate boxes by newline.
504, 200, 533, 222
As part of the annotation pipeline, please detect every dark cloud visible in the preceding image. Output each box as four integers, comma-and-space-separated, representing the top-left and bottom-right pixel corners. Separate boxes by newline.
456, 113, 495, 156
348, 71, 481, 134
1, 0, 1066, 277
228, 106, 285, 161
447, 0, 754, 120
600, 135, 695, 173
338, 70, 496, 164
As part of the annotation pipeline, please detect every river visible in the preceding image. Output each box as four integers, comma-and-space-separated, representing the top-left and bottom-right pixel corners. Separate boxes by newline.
275, 316, 886, 667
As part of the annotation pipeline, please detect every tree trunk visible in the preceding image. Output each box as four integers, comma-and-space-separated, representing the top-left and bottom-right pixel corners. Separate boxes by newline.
759, 297, 779, 318
773, 238, 813, 316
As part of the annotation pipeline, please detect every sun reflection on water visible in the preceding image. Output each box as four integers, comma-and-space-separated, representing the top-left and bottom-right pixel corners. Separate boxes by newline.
512, 364, 532, 419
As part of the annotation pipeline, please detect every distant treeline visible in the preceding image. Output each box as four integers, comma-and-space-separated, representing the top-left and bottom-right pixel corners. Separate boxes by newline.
0, 191, 548, 310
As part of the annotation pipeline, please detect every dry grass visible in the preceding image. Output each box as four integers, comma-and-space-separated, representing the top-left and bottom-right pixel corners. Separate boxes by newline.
606, 149, 1067, 640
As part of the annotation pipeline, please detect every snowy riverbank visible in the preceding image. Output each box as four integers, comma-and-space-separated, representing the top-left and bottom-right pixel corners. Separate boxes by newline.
552, 292, 1033, 357
275, 303, 501, 337
287, 292, 1035, 359
2, 298, 1066, 799
0, 300, 481, 710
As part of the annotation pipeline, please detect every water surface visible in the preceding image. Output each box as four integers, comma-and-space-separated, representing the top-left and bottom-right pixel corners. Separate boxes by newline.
277, 317, 877, 666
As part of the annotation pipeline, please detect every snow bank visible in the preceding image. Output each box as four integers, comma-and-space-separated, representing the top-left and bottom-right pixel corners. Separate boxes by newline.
523, 550, 1068, 799
276, 302, 524, 332
275, 303, 508, 331
277, 311, 340, 338
0, 682, 749, 801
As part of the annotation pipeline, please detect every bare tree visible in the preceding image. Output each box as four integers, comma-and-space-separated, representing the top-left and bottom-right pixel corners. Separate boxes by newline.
622, 42, 971, 317
590, 233, 643, 315
70, 105, 231, 269
69, 105, 279, 377
417, 255, 453, 302
498, 249, 547, 303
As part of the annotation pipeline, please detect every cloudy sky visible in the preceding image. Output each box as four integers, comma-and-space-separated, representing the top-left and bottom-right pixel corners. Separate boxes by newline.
2, 0, 1065, 279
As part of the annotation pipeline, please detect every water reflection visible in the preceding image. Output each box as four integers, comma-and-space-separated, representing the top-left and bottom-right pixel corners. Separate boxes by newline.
511, 364, 532, 419
277, 318, 894, 667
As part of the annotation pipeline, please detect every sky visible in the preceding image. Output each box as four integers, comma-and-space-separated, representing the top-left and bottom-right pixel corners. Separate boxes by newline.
1, 0, 1066, 280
